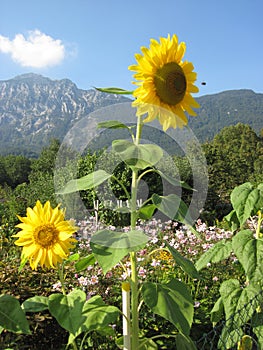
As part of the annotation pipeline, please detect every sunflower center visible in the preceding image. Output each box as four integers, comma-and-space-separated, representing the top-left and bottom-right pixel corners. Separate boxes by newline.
33, 224, 59, 248
154, 62, 187, 105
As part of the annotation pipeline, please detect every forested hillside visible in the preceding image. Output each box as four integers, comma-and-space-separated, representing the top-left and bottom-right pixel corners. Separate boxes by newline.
0, 74, 262, 155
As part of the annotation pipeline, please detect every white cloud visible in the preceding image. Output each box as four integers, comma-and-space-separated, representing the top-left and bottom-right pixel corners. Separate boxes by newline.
0, 30, 65, 68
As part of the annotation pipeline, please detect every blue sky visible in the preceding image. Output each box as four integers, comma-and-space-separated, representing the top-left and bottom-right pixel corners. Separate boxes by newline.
0, 0, 262, 96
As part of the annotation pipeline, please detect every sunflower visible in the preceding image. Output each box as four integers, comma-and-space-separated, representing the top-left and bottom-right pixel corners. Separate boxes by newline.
129, 34, 200, 131
13, 200, 77, 270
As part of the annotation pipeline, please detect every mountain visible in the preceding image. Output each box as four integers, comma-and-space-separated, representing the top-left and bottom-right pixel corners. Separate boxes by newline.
0, 73, 130, 156
189, 89, 263, 142
0, 73, 262, 156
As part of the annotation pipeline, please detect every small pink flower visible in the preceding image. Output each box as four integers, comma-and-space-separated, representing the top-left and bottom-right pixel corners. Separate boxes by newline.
106, 271, 113, 278
151, 259, 161, 267
52, 281, 62, 291
78, 276, 88, 286
90, 275, 99, 285
212, 276, 219, 282
138, 267, 147, 279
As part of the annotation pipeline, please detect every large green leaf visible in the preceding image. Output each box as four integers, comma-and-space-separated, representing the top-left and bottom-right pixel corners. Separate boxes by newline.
56, 169, 112, 194
90, 229, 148, 273
165, 242, 200, 279
232, 229, 263, 284
220, 279, 260, 326
151, 193, 193, 225
22, 296, 49, 313
176, 332, 197, 350
210, 297, 224, 325
49, 290, 119, 345
230, 182, 263, 226
157, 170, 194, 191
195, 240, 232, 271
224, 209, 240, 231
219, 279, 260, 349
48, 289, 87, 339
251, 310, 263, 347
141, 279, 193, 335
82, 295, 119, 332
138, 204, 156, 220
75, 254, 96, 272
0, 294, 31, 334
112, 140, 163, 170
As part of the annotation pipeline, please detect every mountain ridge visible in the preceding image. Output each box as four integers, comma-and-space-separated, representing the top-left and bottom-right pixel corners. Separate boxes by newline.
0, 73, 262, 156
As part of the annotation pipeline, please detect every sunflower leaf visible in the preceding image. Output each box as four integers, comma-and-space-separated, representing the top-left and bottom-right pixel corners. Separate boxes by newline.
75, 254, 96, 272
157, 170, 194, 191
165, 241, 200, 279
48, 289, 87, 341
151, 193, 193, 226
141, 279, 194, 335
90, 229, 148, 273
22, 296, 49, 313
112, 140, 163, 170
56, 170, 112, 194
0, 294, 31, 335
95, 87, 134, 95
97, 120, 130, 129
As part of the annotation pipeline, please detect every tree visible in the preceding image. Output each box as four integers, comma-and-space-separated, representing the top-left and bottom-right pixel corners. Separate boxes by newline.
1, 155, 32, 188
202, 123, 263, 221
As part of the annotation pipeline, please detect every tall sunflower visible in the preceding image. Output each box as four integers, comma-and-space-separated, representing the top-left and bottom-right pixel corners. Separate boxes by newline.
13, 200, 77, 270
129, 34, 200, 131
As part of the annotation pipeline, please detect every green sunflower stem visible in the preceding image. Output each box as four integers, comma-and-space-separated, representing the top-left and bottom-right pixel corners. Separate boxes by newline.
58, 262, 79, 350
129, 115, 143, 350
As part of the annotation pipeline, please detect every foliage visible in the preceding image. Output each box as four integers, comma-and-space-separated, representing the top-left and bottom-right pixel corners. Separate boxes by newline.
0, 216, 242, 349
0, 154, 32, 188
196, 182, 263, 349
189, 89, 263, 142
201, 123, 263, 223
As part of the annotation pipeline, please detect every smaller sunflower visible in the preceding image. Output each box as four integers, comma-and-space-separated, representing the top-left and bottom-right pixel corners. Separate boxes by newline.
13, 200, 77, 270
129, 34, 200, 131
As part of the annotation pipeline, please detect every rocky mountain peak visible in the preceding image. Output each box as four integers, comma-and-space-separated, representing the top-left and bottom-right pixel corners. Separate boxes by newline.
0, 74, 131, 156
